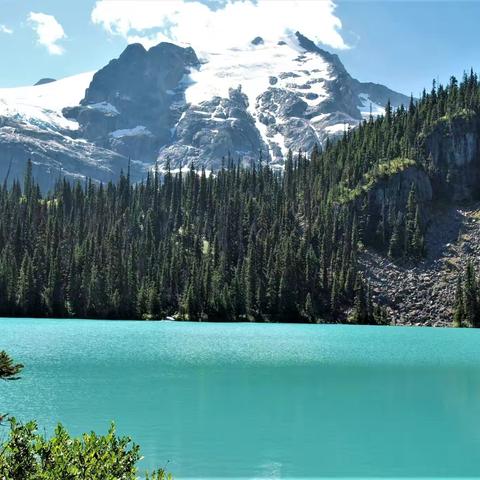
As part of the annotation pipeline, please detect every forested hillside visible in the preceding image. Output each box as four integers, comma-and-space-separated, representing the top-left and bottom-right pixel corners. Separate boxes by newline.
2, 71, 480, 324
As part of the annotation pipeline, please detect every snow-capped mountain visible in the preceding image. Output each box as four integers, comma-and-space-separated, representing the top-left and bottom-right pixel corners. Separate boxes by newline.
0, 72, 142, 188
0, 32, 410, 189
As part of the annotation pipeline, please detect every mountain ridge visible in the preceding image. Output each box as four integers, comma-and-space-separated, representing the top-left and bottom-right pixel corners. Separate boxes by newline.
0, 32, 410, 189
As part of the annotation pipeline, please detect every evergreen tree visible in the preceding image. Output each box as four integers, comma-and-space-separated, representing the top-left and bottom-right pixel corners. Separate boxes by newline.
16, 254, 37, 316
453, 275, 465, 328
303, 293, 315, 323
349, 273, 369, 324
463, 261, 478, 327
0, 351, 23, 380
388, 221, 402, 259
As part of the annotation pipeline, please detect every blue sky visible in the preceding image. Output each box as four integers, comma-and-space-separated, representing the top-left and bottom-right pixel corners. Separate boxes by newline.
0, 0, 479, 97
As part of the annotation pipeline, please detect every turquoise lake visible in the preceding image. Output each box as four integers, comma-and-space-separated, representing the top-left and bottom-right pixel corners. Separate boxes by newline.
2, 318, 480, 479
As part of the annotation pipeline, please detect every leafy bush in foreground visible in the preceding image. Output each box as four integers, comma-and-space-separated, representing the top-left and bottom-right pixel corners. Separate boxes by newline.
0, 419, 170, 480
0, 352, 170, 479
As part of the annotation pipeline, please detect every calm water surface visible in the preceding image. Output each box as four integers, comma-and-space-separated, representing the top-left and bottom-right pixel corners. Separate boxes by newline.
2, 318, 480, 479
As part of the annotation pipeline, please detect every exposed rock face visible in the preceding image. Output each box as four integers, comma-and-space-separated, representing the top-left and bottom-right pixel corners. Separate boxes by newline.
369, 166, 433, 212
358, 113, 480, 237
356, 113, 480, 327
360, 203, 480, 326
251, 36, 264, 46
348, 165, 433, 244
256, 88, 317, 156
425, 113, 480, 201
64, 42, 200, 163
159, 87, 268, 169
351, 79, 410, 112
34, 78, 56, 86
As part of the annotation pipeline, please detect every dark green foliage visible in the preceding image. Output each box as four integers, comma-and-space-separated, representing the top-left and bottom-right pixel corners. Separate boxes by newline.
404, 186, 424, 259
349, 273, 369, 324
331, 71, 480, 259
453, 276, 465, 328
0, 419, 170, 480
0, 155, 374, 323
348, 273, 385, 325
454, 261, 480, 328
388, 219, 403, 259
0, 351, 23, 380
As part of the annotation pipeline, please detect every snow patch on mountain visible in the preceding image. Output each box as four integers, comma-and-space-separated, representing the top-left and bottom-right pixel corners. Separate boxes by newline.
325, 123, 348, 135
85, 101, 120, 116
358, 93, 385, 119
183, 35, 333, 158
111, 125, 153, 138
185, 37, 331, 108
0, 72, 94, 131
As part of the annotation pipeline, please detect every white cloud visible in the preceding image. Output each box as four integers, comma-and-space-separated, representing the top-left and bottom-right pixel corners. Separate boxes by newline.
0, 24, 13, 34
91, 0, 347, 53
28, 12, 66, 55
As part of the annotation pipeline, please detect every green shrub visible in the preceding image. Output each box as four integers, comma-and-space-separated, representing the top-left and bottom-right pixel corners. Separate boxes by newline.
0, 351, 23, 381
0, 419, 170, 480
338, 158, 416, 203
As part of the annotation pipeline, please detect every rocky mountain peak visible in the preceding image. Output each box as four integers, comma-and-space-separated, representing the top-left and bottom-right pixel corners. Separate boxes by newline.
34, 78, 57, 86
63, 41, 201, 161
0, 34, 410, 189
80, 41, 199, 108
295, 32, 349, 80
251, 36, 264, 46
118, 42, 147, 61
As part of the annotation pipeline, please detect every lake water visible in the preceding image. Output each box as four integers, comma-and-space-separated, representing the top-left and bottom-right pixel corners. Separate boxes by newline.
2, 319, 480, 479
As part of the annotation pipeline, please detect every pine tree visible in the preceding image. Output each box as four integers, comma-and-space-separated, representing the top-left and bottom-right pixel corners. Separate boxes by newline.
388, 221, 402, 259
404, 185, 417, 256
244, 242, 258, 320
453, 275, 465, 328
411, 207, 424, 258
463, 261, 478, 327
42, 257, 65, 317
16, 254, 37, 316
349, 273, 368, 324
303, 293, 315, 323
86, 264, 107, 318
0, 351, 23, 380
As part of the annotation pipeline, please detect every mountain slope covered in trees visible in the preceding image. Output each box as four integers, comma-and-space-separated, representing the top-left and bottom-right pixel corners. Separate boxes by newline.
2, 71, 480, 325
